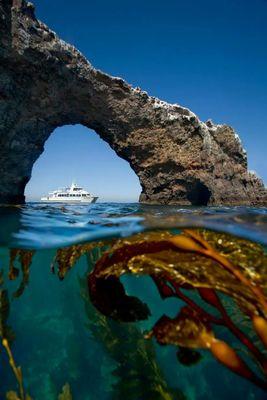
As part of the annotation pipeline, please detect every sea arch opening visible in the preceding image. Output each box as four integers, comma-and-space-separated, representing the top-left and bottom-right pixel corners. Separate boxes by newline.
186, 180, 211, 206
25, 124, 141, 203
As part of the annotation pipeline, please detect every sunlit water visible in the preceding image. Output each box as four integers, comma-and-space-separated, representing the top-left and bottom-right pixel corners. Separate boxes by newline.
0, 203, 267, 399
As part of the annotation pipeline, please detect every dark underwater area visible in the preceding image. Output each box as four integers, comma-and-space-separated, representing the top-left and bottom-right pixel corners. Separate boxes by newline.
0, 203, 267, 400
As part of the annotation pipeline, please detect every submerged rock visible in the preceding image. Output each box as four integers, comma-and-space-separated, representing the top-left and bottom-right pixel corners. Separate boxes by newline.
0, 0, 266, 205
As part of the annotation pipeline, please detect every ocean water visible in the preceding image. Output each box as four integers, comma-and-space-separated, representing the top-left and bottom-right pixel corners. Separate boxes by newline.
0, 203, 267, 400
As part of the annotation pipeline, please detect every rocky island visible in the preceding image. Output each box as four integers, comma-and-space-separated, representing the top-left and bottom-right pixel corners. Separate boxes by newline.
0, 0, 266, 205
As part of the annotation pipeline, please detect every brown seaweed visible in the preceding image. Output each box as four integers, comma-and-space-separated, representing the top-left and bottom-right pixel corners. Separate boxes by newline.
80, 254, 187, 400
88, 274, 150, 321
176, 346, 202, 366
2, 338, 27, 400
5, 391, 32, 400
3, 228, 267, 396
0, 280, 14, 343
9, 249, 35, 298
86, 229, 267, 391
57, 383, 73, 400
51, 242, 105, 279
1, 263, 31, 399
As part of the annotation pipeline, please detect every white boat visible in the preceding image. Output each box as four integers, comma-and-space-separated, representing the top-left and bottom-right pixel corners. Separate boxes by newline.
41, 182, 98, 203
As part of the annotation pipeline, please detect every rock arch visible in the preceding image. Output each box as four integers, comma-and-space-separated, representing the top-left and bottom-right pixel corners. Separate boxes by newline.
0, 0, 266, 205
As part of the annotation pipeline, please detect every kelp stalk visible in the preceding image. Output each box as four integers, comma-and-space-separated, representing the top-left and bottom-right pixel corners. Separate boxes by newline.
2, 338, 24, 400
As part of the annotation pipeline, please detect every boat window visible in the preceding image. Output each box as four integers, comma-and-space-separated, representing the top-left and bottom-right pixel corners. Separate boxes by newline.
82, 194, 87, 197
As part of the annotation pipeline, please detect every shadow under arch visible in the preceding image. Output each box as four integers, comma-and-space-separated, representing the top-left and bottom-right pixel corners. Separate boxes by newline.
25, 124, 141, 203
186, 180, 211, 206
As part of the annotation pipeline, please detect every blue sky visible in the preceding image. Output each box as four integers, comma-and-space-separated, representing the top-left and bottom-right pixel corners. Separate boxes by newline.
25, 0, 267, 201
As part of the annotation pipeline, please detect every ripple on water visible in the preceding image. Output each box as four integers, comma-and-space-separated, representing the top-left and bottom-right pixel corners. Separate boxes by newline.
0, 202, 266, 249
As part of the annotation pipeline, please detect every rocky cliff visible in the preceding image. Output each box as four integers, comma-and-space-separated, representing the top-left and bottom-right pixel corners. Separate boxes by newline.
0, 0, 266, 205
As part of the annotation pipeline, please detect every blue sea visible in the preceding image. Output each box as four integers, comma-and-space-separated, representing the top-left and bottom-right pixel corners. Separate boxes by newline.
0, 203, 267, 400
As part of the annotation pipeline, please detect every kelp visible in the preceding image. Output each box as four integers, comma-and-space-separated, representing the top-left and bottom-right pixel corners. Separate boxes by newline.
89, 230, 267, 315
5, 383, 73, 400
0, 272, 31, 399
5, 391, 32, 400
57, 383, 73, 400
2, 228, 267, 396
9, 249, 35, 298
85, 229, 267, 391
176, 346, 202, 366
0, 272, 14, 343
80, 254, 186, 400
0, 249, 34, 398
51, 241, 105, 280
2, 338, 31, 400
1, 248, 81, 399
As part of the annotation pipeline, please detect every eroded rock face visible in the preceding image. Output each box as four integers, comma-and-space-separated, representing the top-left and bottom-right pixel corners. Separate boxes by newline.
0, 0, 266, 205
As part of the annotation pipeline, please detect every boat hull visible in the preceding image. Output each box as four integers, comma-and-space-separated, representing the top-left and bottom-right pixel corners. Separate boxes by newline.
40, 197, 98, 204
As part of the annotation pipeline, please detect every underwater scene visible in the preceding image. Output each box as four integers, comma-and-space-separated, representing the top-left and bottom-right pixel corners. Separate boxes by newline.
0, 203, 267, 400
